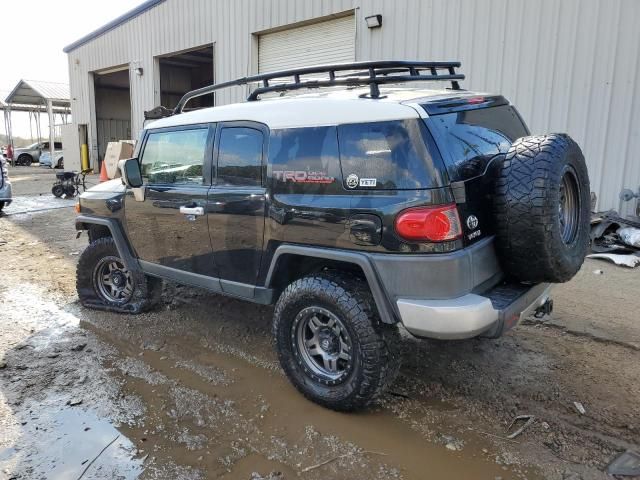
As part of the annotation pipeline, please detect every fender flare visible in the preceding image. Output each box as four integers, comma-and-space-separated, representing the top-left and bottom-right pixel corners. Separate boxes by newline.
76, 215, 141, 273
264, 245, 399, 324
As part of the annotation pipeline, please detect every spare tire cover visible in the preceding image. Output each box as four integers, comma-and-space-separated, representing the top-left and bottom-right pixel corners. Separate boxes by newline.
493, 134, 590, 283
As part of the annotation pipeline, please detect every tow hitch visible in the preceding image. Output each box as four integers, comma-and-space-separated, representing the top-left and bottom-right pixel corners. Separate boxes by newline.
534, 298, 553, 318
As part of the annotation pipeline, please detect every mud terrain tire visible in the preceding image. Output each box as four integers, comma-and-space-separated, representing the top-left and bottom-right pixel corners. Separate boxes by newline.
273, 272, 400, 411
494, 134, 590, 283
76, 237, 161, 313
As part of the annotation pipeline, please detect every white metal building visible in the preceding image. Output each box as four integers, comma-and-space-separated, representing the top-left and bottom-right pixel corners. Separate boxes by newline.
64, 0, 640, 214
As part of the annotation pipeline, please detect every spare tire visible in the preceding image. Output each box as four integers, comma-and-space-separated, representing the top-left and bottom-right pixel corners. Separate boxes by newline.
493, 134, 590, 283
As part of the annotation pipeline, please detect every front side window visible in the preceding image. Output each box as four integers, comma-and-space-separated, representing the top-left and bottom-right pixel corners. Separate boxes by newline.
217, 127, 263, 186
337, 119, 445, 190
140, 128, 208, 185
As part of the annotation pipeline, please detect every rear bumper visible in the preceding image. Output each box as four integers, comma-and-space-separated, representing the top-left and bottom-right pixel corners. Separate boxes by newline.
397, 283, 552, 340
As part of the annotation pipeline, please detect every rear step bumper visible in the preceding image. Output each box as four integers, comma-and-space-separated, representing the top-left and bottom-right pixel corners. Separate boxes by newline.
397, 283, 552, 340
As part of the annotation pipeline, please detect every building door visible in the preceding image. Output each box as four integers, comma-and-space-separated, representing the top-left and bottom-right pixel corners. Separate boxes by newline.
208, 122, 267, 296
94, 68, 132, 171
258, 14, 355, 73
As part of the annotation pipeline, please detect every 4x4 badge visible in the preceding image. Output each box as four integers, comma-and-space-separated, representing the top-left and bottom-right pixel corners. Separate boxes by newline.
346, 174, 359, 189
466, 215, 479, 230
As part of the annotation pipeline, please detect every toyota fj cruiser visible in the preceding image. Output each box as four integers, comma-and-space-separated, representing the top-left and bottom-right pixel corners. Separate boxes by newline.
75, 61, 590, 411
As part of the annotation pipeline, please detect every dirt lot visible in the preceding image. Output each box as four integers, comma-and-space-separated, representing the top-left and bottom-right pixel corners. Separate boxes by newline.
1, 166, 639, 479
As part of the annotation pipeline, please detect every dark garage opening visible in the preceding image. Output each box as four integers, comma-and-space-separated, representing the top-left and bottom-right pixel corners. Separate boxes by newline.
94, 68, 132, 169
159, 45, 214, 110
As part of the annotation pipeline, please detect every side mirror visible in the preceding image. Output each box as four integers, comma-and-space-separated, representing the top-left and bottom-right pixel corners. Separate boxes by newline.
119, 158, 143, 188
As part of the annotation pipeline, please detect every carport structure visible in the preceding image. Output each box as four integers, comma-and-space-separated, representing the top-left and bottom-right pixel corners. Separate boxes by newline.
2, 80, 71, 165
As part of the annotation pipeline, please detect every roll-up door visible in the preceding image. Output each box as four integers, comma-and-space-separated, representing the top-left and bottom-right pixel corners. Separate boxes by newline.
258, 15, 355, 73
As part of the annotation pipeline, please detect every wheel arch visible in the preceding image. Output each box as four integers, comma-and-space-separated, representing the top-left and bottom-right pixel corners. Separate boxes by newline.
76, 215, 141, 274
265, 245, 398, 324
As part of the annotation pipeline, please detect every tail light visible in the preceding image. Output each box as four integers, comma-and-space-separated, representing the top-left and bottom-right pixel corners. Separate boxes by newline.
395, 204, 462, 242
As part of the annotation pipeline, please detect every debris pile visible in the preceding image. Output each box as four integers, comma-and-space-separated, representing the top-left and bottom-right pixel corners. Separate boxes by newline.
589, 210, 640, 268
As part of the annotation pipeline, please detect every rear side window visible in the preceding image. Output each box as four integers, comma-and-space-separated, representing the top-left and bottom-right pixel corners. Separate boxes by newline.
217, 127, 263, 186
337, 119, 444, 190
427, 105, 529, 180
269, 126, 341, 194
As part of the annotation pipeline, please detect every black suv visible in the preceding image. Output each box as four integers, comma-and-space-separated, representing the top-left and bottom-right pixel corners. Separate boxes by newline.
76, 61, 590, 410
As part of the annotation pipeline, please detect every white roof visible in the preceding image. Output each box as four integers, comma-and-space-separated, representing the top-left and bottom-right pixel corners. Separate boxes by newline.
146, 86, 469, 131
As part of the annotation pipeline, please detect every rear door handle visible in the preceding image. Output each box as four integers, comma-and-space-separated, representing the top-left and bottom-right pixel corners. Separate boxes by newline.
179, 206, 204, 216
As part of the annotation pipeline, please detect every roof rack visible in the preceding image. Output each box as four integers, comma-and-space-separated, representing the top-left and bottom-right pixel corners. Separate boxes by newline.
172, 60, 464, 115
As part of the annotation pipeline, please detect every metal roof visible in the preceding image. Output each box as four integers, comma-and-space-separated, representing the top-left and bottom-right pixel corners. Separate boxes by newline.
4, 80, 70, 107
63, 0, 166, 53
0, 103, 70, 114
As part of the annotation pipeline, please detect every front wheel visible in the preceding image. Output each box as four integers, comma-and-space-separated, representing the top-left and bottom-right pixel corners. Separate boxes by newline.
76, 237, 161, 313
273, 272, 400, 411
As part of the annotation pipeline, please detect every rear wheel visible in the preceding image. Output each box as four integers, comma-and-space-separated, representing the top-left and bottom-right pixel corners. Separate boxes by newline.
56, 157, 64, 169
76, 237, 161, 313
0, 201, 4, 211
273, 272, 400, 411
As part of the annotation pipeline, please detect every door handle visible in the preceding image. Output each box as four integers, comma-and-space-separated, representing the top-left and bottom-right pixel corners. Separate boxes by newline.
179, 206, 205, 216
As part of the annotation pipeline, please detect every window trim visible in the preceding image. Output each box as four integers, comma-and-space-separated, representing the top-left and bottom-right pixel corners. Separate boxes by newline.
213, 121, 269, 188
138, 123, 215, 187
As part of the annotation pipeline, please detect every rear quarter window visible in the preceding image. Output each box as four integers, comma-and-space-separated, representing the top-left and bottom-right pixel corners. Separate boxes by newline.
269, 126, 342, 194
337, 119, 445, 190
427, 105, 529, 180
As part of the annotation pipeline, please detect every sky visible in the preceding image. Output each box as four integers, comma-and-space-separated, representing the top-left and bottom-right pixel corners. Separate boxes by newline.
1, 0, 138, 139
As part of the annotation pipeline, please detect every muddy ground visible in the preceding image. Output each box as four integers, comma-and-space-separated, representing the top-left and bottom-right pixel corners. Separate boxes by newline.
1, 166, 639, 479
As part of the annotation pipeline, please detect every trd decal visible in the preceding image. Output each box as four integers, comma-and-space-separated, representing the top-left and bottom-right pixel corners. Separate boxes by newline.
273, 170, 335, 184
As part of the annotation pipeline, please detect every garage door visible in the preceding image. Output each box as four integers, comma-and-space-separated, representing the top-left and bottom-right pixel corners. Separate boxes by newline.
258, 15, 355, 73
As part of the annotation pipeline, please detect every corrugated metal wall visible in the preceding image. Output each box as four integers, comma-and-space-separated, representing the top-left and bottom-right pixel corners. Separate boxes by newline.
67, 0, 640, 213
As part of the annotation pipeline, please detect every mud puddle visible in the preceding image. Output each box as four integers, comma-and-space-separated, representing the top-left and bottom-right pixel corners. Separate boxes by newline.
0, 281, 532, 479
0, 285, 145, 479
0, 402, 142, 480
0, 195, 76, 217
84, 315, 536, 479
